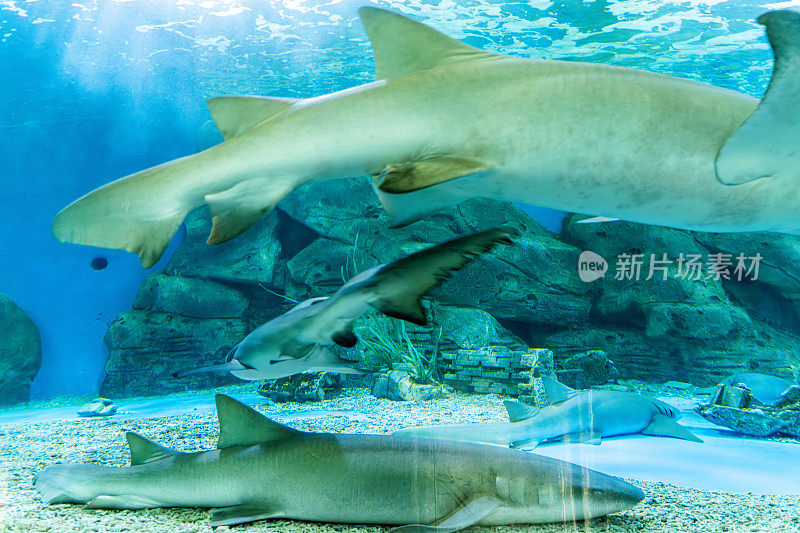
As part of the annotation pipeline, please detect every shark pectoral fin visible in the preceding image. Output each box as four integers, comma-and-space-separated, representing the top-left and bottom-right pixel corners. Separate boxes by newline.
562, 431, 601, 445
211, 504, 282, 527
364, 228, 517, 326
125, 432, 179, 466
641, 413, 703, 442
358, 7, 491, 80
377, 156, 492, 194
205, 177, 296, 245
207, 96, 299, 140
215, 394, 302, 448
715, 9, 800, 186
503, 400, 540, 422
86, 494, 164, 509
541, 377, 580, 404
390, 496, 503, 533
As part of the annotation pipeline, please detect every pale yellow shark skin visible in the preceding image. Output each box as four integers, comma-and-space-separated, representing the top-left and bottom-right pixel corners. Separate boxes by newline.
53, 8, 797, 267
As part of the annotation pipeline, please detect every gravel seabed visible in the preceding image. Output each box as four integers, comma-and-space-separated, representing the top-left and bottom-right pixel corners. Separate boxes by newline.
1, 387, 799, 533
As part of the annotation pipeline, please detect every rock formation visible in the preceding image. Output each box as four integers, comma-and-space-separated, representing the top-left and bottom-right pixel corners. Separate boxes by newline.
0, 295, 42, 404
100, 177, 800, 396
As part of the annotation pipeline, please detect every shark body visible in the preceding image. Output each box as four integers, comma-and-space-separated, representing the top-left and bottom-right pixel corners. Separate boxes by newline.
181, 228, 515, 381
394, 379, 702, 449
52, 8, 800, 267
36, 395, 644, 530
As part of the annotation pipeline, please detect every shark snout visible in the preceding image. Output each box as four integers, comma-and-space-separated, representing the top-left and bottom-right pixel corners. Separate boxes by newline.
579, 472, 645, 518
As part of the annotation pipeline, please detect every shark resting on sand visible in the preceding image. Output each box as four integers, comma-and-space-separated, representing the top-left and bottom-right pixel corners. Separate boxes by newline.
53, 8, 800, 268
394, 378, 702, 449
35, 394, 644, 530
180, 228, 516, 381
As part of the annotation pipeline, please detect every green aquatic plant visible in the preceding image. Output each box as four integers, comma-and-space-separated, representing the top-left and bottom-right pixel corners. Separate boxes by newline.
358, 316, 442, 384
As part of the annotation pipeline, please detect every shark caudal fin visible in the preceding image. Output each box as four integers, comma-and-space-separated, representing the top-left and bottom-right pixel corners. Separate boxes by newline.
52, 156, 197, 268
53, 95, 303, 267
716, 9, 800, 186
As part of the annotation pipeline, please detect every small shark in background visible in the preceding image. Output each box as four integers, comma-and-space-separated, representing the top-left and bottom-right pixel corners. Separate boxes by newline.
394, 378, 702, 448
35, 394, 644, 530
180, 227, 516, 381
720, 372, 798, 406
52, 8, 800, 268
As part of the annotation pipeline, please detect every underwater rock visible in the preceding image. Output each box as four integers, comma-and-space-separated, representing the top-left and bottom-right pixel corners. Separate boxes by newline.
371, 370, 445, 402
556, 350, 619, 389
0, 295, 42, 405
77, 398, 117, 417
101, 310, 247, 397
696, 384, 800, 438
281, 180, 592, 327
133, 274, 249, 319
164, 207, 282, 286
257, 372, 343, 403
693, 232, 800, 300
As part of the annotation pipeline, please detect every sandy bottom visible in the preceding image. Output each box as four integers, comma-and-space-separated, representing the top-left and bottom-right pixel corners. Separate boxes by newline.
1, 386, 799, 532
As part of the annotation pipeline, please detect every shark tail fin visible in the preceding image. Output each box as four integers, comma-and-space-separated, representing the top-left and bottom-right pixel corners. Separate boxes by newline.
52, 155, 199, 268
35, 463, 108, 505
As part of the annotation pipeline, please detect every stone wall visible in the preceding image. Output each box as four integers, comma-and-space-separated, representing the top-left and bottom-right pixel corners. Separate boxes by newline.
100, 177, 800, 396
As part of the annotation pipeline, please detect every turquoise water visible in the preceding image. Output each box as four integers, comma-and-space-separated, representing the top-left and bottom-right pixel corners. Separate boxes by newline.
0, 0, 781, 398
3, 2, 800, 532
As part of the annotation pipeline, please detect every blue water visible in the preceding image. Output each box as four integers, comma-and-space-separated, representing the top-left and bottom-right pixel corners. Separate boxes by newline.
0, 0, 779, 399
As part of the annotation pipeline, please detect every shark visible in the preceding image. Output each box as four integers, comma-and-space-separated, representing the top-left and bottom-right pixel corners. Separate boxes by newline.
52, 8, 800, 268
720, 372, 798, 406
35, 394, 644, 530
181, 228, 516, 381
393, 378, 702, 449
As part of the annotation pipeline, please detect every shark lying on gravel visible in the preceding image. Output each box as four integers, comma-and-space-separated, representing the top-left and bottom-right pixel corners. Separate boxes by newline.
720, 372, 798, 406
181, 228, 516, 380
394, 378, 702, 449
35, 394, 644, 529
52, 8, 800, 267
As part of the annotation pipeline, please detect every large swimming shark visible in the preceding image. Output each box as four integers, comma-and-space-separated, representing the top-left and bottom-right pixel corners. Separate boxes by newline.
52, 8, 800, 267
394, 378, 702, 448
35, 394, 644, 529
180, 228, 515, 380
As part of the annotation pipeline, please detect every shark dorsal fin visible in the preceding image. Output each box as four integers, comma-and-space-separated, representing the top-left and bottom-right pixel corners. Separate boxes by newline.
126, 432, 178, 466
358, 7, 489, 80
503, 400, 540, 423
541, 377, 580, 404
206, 96, 299, 141
215, 394, 301, 449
